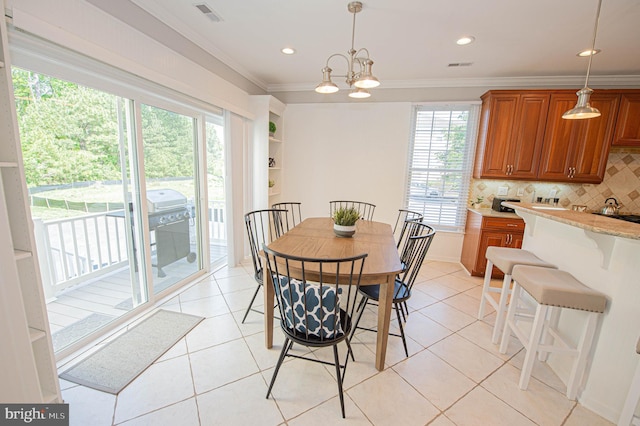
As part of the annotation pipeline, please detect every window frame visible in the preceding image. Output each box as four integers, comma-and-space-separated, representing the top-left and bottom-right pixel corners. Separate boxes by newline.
404, 102, 481, 233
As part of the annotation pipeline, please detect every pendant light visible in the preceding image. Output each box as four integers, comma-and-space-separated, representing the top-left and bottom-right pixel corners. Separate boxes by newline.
563, 0, 603, 120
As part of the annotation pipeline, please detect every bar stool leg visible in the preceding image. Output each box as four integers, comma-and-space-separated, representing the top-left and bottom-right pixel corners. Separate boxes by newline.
499, 283, 521, 354
492, 272, 512, 344
478, 260, 494, 319
519, 304, 549, 390
566, 312, 599, 400
618, 361, 640, 426
538, 306, 560, 362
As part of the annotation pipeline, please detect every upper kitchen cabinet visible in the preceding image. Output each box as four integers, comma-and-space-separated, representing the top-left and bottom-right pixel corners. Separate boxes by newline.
474, 91, 549, 180
612, 92, 640, 147
538, 92, 619, 183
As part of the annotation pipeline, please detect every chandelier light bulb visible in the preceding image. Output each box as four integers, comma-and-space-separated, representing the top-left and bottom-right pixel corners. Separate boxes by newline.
348, 88, 371, 98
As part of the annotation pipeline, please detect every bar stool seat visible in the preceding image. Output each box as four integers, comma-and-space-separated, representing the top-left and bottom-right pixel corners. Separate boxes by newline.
478, 246, 556, 344
499, 265, 607, 400
618, 336, 640, 426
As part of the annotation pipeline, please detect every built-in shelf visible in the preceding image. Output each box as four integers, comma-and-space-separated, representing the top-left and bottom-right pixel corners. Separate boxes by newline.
0, 161, 18, 168
269, 137, 282, 144
268, 167, 281, 171
269, 191, 281, 197
14, 249, 32, 261
28, 327, 46, 343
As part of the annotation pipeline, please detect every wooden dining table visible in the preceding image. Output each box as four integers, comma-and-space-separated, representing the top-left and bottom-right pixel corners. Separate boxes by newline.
263, 217, 403, 371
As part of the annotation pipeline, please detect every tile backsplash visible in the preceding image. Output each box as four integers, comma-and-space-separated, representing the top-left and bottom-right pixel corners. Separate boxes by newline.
469, 148, 640, 214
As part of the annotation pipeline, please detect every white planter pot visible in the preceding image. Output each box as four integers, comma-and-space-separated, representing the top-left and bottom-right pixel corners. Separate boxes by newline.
334, 224, 356, 238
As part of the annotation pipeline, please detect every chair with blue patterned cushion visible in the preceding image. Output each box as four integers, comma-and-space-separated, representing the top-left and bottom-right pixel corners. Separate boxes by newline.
242, 209, 287, 324
351, 220, 436, 357
263, 245, 367, 418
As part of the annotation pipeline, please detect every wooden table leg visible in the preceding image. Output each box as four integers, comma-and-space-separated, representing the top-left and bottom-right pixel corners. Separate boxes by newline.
264, 268, 274, 349
375, 272, 395, 370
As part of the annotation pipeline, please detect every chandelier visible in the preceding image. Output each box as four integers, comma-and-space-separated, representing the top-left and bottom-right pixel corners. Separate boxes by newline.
315, 1, 380, 99
563, 0, 603, 119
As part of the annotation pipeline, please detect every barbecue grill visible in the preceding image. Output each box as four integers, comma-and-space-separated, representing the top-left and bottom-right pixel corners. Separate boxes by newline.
146, 189, 196, 277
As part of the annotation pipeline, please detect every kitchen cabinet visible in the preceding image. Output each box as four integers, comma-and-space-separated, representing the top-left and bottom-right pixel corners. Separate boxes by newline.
538, 92, 618, 183
612, 92, 640, 146
461, 210, 524, 277
474, 91, 549, 180
0, 16, 61, 403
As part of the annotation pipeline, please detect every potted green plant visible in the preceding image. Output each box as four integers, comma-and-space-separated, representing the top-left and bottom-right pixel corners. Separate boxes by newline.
470, 196, 484, 209
269, 121, 277, 137
332, 207, 360, 237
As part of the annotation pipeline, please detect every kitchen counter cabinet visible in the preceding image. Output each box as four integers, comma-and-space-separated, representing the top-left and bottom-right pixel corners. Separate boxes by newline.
474, 91, 549, 180
460, 208, 524, 277
537, 92, 619, 183
612, 92, 640, 146
503, 201, 640, 422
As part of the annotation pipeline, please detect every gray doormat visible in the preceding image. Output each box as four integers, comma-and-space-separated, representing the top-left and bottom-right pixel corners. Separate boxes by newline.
52, 313, 116, 352
59, 309, 204, 394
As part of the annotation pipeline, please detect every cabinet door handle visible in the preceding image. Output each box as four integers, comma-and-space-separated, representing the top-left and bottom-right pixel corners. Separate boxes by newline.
509, 165, 513, 175
506, 224, 518, 227
506, 234, 511, 245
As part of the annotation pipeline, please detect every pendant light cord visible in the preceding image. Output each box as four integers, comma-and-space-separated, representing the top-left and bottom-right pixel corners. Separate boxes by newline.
583, 0, 603, 89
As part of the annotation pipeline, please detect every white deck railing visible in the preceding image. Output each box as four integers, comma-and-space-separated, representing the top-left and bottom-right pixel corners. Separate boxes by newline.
33, 200, 227, 299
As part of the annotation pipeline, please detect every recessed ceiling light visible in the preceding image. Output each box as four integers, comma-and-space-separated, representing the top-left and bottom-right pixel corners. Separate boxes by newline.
577, 48, 601, 57
281, 47, 296, 55
456, 36, 475, 46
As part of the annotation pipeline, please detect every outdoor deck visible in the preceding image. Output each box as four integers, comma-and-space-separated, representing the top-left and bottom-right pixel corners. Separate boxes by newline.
47, 244, 227, 352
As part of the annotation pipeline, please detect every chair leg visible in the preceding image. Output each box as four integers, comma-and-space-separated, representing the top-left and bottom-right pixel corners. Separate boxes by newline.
345, 336, 355, 362
478, 259, 494, 319
618, 360, 640, 426
500, 283, 521, 354
491, 273, 512, 344
566, 312, 599, 400
266, 338, 291, 399
519, 304, 549, 391
395, 303, 409, 357
242, 282, 262, 323
538, 306, 560, 362
333, 345, 346, 418
350, 295, 368, 340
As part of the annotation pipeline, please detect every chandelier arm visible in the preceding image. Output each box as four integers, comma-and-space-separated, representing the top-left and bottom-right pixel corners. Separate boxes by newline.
325, 53, 351, 69
354, 48, 371, 60
583, 0, 602, 89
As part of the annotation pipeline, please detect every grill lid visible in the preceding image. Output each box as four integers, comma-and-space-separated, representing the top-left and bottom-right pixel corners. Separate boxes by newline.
147, 189, 187, 212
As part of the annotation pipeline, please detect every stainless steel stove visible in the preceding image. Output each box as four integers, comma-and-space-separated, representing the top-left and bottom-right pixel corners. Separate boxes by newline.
593, 213, 640, 224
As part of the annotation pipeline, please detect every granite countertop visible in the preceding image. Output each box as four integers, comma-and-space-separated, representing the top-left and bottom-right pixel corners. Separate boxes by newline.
502, 202, 640, 240
467, 207, 521, 219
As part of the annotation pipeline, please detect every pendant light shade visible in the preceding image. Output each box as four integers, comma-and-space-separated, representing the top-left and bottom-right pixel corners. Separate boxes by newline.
563, 0, 603, 120
562, 88, 601, 119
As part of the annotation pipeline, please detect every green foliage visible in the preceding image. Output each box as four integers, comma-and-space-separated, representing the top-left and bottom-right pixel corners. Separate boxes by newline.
332, 207, 360, 226
269, 121, 276, 134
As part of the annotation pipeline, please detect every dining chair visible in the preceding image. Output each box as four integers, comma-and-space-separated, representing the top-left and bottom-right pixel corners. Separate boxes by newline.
263, 245, 367, 418
242, 209, 287, 324
393, 209, 424, 248
351, 220, 436, 357
329, 200, 376, 221
271, 202, 303, 230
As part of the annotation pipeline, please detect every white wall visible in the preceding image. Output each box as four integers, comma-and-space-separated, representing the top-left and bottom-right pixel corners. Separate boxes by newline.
282, 102, 464, 263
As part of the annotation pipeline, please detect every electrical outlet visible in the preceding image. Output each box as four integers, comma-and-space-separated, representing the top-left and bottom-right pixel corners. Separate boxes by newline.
549, 189, 557, 198
516, 188, 524, 197
497, 186, 508, 196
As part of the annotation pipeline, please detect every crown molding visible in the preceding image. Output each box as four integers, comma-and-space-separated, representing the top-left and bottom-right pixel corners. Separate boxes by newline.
268, 74, 640, 93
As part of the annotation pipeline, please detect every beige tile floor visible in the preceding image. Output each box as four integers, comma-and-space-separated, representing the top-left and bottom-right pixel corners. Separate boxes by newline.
58, 260, 615, 426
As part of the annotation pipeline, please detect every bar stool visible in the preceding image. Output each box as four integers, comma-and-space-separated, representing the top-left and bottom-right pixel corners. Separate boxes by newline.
478, 246, 556, 344
618, 336, 640, 426
499, 265, 607, 400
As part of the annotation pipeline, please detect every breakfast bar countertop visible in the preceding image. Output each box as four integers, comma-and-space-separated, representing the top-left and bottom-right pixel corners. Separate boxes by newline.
466, 207, 521, 219
502, 202, 640, 240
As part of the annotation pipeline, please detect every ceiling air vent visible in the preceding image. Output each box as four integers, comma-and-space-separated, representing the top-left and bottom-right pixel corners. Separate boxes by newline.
195, 3, 223, 22
448, 62, 473, 67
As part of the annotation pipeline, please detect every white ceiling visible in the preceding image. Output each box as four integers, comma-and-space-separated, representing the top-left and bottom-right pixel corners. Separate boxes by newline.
96, 0, 640, 94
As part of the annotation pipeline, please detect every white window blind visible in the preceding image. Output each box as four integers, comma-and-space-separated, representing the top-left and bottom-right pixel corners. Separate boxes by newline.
405, 104, 480, 232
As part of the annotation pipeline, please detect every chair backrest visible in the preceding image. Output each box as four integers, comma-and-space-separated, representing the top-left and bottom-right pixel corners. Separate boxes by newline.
271, 202, 303, 230
393, 209, 424, 249
329, 200, 376, 221
397, 221, 436, 295
244, 209, 287, 281
263, 245, 367, 343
